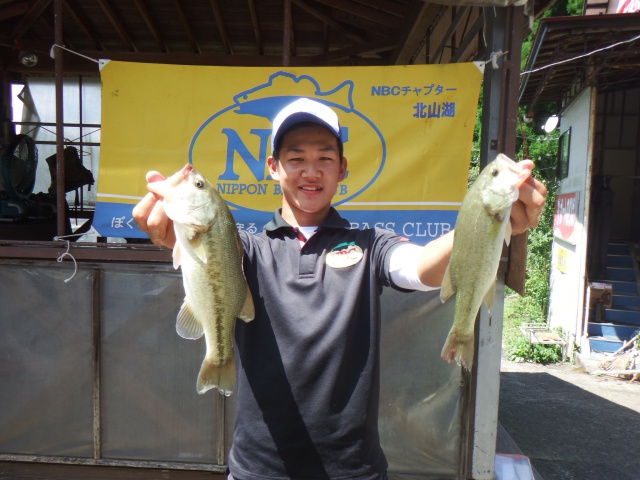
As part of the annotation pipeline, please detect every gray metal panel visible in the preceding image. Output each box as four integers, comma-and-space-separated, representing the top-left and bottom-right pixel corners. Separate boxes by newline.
0, 264, 94, 457
99, 267, 227, 463
0, 260, 465, 476
380, 288, 463, 478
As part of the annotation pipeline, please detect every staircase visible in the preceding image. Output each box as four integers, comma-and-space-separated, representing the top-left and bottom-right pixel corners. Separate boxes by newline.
587, 243, 640, 353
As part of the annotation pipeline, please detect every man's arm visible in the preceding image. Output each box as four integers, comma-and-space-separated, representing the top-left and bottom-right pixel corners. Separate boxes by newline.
415, 160, 548, 288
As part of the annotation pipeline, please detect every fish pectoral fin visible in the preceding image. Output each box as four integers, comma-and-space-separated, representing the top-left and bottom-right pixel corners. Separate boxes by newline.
173, 242, 182, 269
504, 221, 513, 247
176, 300, 204, 339
237, 287, 255, 323
439, 264, 456, 303
483, 280, 496, 314
190, 238, 209, 264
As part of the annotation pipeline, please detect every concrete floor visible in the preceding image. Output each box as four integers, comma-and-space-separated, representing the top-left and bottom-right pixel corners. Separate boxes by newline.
498, 357, 640, 480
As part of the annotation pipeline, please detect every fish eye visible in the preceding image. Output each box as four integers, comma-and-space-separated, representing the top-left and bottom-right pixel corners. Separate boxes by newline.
491, 168, 499, 177
194, 179, 204, 189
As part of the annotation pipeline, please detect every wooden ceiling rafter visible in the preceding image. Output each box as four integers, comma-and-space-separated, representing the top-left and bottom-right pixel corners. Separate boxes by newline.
350, 0, 407, 17
208, 0, 233, 55
132, 0, 168, 53
311, 36, 396, 64
283, 0, 293, 64
329, 10, 395, 38
390, 1, 441, 65
96, 0, 138, 52
312, 0, 403, 28
171, 0, 202, 54
65, 0, 105, 51
290, 0, 368, 45
10, 0, 50, 39
246, 0, 264, 55
450, 12, 484, 63
431, 6, 468, 64
0, 1, 27, 22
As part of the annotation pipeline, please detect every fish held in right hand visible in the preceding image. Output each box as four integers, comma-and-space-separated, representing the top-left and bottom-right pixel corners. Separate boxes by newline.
440, 154, 530, 370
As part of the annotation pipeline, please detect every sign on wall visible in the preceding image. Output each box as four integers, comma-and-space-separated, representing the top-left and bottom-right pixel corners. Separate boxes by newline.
553, 192, 580, 244
94, 62, 483, 242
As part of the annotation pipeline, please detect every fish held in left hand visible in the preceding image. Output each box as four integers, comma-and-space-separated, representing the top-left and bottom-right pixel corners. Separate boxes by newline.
147, 164, 254, 395
440, 154, 531, 370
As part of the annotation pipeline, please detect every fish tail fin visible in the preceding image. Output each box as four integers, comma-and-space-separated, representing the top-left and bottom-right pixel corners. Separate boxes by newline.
440, 328, 474, 371
196, 356, 236, 396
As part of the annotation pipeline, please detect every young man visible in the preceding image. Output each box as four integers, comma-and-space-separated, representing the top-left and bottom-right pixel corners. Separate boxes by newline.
133, 98, 547, 479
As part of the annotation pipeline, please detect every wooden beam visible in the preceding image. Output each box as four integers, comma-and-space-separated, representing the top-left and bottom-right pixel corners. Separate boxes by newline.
431, 6, 469, 64
0, 1, 28, 22
247, 0, 263, 55
311, 0, 403, 28
64, 0, 105, 51
391, 1, 442, 65
311, 37, 396, 64
450, 11, 484, 63
208, 0, 233, 55
10, 0, 51, 39
133, 0, 167, 52
290, 0, 367, 45
96, 0, 138, 52
283, 0, 292, 65
171, 0, 201, 54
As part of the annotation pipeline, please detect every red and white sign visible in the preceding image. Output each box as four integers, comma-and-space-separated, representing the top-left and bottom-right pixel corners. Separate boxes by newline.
554, 192, 579, 242
617, 0, 640, 13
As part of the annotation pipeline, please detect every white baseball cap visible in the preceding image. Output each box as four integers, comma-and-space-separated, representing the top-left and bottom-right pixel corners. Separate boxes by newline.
271, 98, 342, 152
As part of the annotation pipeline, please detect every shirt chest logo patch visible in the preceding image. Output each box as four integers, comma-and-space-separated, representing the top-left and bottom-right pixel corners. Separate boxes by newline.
326, 242, 364, 269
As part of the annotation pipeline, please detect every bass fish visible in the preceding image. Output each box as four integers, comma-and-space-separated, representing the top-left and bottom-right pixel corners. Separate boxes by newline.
440, 154, 530, 370
147, 164, 254, 395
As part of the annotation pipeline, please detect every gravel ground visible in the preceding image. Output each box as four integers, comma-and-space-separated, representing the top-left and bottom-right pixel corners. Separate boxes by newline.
498, 357, 640, 480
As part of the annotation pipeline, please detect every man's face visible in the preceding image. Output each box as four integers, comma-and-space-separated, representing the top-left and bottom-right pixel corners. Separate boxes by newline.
268, 124, 347, 226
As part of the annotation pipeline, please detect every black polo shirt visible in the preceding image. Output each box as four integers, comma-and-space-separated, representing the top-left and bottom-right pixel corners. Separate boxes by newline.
229, 208, 410, 480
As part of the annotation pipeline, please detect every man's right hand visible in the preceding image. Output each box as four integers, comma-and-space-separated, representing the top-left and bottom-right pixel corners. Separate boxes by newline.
132, 171, 176, 249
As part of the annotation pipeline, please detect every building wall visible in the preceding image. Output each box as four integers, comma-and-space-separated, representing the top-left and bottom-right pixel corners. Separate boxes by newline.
547, 87, 594, 350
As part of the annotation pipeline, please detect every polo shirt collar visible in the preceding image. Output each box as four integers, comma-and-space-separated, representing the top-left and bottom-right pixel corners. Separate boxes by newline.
264, 208, 350, 232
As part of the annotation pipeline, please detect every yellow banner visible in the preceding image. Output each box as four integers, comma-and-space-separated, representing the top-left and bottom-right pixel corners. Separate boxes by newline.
95, 62, 482, 241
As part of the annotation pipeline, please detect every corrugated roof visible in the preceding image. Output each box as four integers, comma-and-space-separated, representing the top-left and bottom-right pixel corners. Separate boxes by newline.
519, 12, 640, 113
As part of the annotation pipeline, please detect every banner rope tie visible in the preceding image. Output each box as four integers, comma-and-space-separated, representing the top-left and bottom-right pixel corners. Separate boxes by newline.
481, 50, 508, 70
50, 44, 100, 64
54, 236, 82, 283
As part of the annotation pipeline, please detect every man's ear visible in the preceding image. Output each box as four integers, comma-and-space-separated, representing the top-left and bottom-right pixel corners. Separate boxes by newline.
267, 156, 280, 181
338, 157, 348, 182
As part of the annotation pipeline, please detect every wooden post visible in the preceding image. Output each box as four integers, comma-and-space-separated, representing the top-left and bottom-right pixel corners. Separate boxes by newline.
54, 0, 66, 238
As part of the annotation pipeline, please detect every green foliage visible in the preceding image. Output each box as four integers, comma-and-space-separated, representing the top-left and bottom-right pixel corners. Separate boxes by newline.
507, 337, 562, 364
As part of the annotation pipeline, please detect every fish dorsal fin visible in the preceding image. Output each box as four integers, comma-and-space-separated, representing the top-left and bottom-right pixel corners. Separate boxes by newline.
176, 299, 204, 339
440, 264, 456, 303
238, 287, 255, 323
483, 280, 496, 314
173, 242, 182, 269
